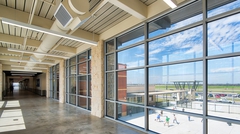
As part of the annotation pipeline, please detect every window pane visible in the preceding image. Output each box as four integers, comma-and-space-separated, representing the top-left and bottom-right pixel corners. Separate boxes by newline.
118, 45, 144, 69
107, 54, 114, 71
118, 69, 145, 105
106, 39, 114, 53
70, 65, 76, 76
78, 52, 87, 62
149, 26, 203, 65
88, 98, 91, 110
117, 103, 144, 128
88, 61, 91, 74
208, 119, 240, 134
69, 77, 76, 94
78, 62, 87, 75
78, 76, 87, 96
208, 57, 240, 120
88, 50, 91, 59
106, 101, 114, 118
88, 75, 92, 96
117, 26, 144, 49
106, 72, 114, 100
148, 109, 203, 133
70, 57, 76, 66
66, 94, 68, 103
148, 1, 202, 38
78, 97, 87, 109
69, 95, 76, 105
207, 0, 240, 18
149, 62, 203, 114
207, 14, 240, 56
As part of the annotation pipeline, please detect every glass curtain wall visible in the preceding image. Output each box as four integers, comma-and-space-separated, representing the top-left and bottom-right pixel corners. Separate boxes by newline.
104, 0, 240, 133
50, 64, 59, 100
65, 49, 92, 110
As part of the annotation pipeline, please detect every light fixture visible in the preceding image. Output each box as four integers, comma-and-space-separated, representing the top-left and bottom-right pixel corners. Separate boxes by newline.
8, 48, 69, 59
12, 74, 34, 76
11, 69, 42, 72
11, 65, 48, 70
163, 0, 177, 8
10, 59, 55, 65
1, 18, 98, 46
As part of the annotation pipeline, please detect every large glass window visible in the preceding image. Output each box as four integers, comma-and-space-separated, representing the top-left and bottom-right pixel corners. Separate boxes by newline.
117, 103, 144, 128
148, 26, 203, 65
104, 0, 240, 133
118, 45, 144, 69
149, 62, 203, 114
117, 26, 144, 49
117, 69, 145, 105
148, 1, 202, 38
207, 0, 240, 18
208, 57, 240, 120
207, 13, 240, 56
66, 49, 91, 111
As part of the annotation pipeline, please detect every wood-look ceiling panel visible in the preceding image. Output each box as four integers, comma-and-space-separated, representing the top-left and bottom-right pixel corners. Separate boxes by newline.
24, 0, 34, 13
21, 28, 27, 38
89, 0, 102, 11
80, 2, 113, 30
97, 12, 130, 34
140, 0, 157, 6
2, 23, 9, 34
9, 25, 15, 35
0, 21, 4, 33
83, 5, 118, 32
88, 7, 123, 33
39, 1, 52, 18
16, 0, 25, 11
7, 0, 15, 8
35, 0, 44, 16
15, 27, 21, 37
0, 0, 6, 5
45, 1, 61, 20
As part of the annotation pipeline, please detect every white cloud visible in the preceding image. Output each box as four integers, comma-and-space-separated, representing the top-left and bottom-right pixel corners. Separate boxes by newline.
211, 67, 240, 73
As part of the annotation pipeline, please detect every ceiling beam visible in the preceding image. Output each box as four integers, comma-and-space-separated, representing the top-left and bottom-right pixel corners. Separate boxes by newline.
0, 33, 76, 54
108, 0, 147, 20
0, 5, 99, 42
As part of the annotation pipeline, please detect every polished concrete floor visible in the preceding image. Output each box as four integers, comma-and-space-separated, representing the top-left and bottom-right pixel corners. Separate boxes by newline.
0, 88, 145, 134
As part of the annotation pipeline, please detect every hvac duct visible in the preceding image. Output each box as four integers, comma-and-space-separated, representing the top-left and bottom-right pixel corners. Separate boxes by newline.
26, 0, 91, 68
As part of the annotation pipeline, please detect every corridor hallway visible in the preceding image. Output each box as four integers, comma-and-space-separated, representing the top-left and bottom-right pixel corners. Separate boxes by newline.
0, 88, 144, 134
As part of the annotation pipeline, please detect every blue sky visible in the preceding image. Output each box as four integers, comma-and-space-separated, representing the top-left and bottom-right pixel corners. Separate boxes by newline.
117, 1, 240, 85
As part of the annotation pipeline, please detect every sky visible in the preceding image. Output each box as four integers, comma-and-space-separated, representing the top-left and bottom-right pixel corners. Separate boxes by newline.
116, 0, 240, 85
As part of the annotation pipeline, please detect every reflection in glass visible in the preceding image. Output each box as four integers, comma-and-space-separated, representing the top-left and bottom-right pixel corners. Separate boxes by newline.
69, 77, 76, 94
106, 101, 114, 118
70, 65, 76, 76
118, 44, 144, 69
117, 69, 144, 105
208, 57, 240, 120
78, 52, 87, 62
149, 26, 203, 65
207, 0, 240, 18
106, 72, 114, 100
148, 1, 202, 38
117, 26, 144, 49
148, 62, 203, 114
69, 95, 76, 105
78, 76, 87, 95
78, 97, 87, 109
107, 54, 114, 71
148, 109, 203, 133
208, 13, 240, 56
208, 119, 240, 134
106, 39, 114, 53
78, 62, 87, 75
70, 57, 76, 66
117, 103, 144, 128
